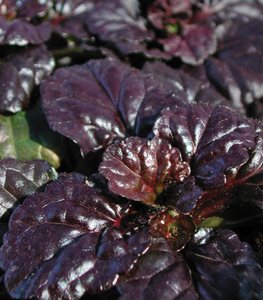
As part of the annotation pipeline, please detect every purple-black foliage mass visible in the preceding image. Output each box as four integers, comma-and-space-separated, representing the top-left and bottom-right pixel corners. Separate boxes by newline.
0, 1, 262, 299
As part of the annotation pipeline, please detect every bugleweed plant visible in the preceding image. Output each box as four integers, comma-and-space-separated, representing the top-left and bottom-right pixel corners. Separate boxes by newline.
0, 1, 262, 299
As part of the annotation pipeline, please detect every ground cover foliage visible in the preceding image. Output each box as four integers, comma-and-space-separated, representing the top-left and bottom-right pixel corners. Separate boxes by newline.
0, 0, 262, 299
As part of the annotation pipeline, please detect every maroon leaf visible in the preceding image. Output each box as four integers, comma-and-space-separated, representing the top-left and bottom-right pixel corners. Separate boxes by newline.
0, 174, 152, 299
154, 104, 263, 189
149, 210, 196, 250
0, 46, 54, 113
99, 137, 190, 205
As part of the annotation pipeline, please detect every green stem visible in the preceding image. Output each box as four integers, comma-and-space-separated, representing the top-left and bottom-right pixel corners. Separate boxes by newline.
52, 47, 87, 58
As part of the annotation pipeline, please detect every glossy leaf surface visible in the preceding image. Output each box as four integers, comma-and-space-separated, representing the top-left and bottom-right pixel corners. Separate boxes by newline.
160, 23, 217, 65
0, 159, 57, 218
205, 17, 263, 118
86, 0, 152, 55
0, 46, 54, 113
0, 16, 51, 46
100, 137, 190, 205
0, 174, 151, 299
188, 229, 263, 300
143, 62, 228, 107
41, 58, 185, 154
118, 236, 198, 300
154, 104, 263, 189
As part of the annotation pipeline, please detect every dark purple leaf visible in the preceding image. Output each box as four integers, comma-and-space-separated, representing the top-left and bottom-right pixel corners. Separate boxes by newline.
159, 177, 203, 214
0, 45, 54, 113
41, 58, 185, 154
204, 17, 263, 118
99, 137, 190, 205
146, 0, 218, 65
16, 0, 48, 19
50, 0, 96, 40
187, 229, 263, 300
232, 183, 263, 210
0, 61, 25, 113
51, 0, 96, 15
0, 0, 48, 19
41, 58, 127, 154
85, 0, 153, 55
0, 16, 51, 46
192, 187, 233, 225
154, 104, 263, 189
0, 159, 57, 218
147, 0, 192, 31
211, 0, 263, 23
0, 174, 152, 299
143, 61, 228, 107
52, 14, 91, 40
118, 236, 198, 300
160, 23, 217, 65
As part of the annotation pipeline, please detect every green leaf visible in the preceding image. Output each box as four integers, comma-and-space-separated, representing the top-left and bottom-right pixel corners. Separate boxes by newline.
198, 216, 224, 229
165, 23, 179, 34
0, 107, 63, 168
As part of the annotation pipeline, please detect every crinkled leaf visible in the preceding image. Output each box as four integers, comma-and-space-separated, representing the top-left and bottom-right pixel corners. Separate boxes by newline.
0, 174, 151, 299
154, 104, 263, 189
145, 0, 218, 64
99, 137, 190, 205
160, 23, 217, 65
85, 0, 152, 55
187, 229, 263, 300
0, 159, 57, 218
118, 236, 198, 300
41, 58, 186, 154
0, 106, 63, 169
0, 45, 54, 113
